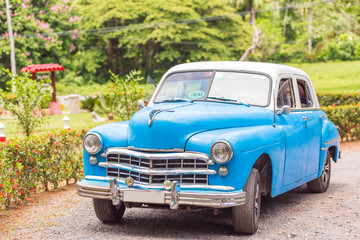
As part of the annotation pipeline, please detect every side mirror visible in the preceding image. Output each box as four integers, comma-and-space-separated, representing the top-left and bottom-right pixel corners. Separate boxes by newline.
137, 99, 145, 109
276, 105, 291, 115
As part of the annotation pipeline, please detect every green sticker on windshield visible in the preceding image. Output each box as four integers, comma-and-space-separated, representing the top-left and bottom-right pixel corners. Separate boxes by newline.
188, 91, 205, 99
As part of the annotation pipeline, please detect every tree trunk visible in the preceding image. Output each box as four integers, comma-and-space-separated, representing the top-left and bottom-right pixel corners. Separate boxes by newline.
239, 22, 263, 61
283, 0, 289, 38
144, 42, 154, 70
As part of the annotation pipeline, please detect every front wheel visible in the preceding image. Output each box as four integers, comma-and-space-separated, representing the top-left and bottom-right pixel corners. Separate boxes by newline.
307, 151, 331, 193
93, 199, 126, 223
232, 168, 261, 234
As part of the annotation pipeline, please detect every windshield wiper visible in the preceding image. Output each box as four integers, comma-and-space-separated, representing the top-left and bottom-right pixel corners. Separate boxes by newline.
162, 98, 193, 103
207, 96, 250, 107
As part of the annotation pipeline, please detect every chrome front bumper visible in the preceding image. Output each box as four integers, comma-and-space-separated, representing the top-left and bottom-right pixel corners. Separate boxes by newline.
77, 181, 246, 209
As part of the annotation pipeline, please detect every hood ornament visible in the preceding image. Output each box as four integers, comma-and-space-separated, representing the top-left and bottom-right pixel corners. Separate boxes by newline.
149, 109, 174, 126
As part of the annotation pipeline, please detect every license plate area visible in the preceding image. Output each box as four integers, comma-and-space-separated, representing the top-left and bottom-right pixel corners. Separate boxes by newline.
123, 190, 165, 204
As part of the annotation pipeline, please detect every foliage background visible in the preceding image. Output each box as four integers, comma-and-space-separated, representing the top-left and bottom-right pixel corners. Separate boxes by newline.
0, 0, 359, 87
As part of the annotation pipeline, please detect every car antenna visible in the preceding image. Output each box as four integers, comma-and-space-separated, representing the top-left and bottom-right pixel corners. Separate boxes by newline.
147, 76, 157, 87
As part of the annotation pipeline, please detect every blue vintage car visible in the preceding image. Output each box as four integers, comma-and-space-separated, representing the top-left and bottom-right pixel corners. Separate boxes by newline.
77, 62, 340, 234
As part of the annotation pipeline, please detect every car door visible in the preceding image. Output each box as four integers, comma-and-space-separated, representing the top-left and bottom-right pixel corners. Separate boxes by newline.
275, 75, 308, 186
294, 76, 323, 177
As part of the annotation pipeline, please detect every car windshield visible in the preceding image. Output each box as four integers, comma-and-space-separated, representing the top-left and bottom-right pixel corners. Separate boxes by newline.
153, 71, 271, 106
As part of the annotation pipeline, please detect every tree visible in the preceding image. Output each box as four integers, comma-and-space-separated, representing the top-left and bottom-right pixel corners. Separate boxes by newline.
77, 0, 251, 76
0, 0, 81, 89
3, 69, 52, 137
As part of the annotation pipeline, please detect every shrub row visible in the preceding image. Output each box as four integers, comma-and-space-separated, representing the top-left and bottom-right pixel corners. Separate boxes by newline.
317, 92, 360, 107
0, 129, 87, 210
322, 105, 360, 141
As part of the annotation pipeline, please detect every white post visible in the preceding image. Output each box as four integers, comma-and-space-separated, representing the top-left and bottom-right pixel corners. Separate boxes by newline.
0, 123, 6, 142
5, 0, 16, 75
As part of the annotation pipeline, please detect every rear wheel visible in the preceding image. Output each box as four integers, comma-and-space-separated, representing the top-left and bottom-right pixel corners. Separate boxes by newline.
93, 199, 126, 223
232, 168, 261, 234
307, 151, 331, 193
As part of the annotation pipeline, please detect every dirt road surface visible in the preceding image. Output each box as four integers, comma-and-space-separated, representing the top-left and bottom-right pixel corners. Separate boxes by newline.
1, 141, 359, 240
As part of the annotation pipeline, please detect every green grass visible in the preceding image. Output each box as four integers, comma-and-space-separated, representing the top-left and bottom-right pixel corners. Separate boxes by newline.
289, 61, 360, 93
1, 112, 114, 138
57, 83, 111, 96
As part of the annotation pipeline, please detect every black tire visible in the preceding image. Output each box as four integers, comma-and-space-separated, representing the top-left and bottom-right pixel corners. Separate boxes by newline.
93, 198, 126, 223
232, 168, 261, 234
307, 151, 331, 193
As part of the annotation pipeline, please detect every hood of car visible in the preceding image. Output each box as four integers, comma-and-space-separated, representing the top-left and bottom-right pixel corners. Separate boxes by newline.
127, 101, 274, 150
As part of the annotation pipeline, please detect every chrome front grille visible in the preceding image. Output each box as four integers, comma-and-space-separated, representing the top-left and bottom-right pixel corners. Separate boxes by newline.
107, 154, 208, 169
102, 148, 214, 186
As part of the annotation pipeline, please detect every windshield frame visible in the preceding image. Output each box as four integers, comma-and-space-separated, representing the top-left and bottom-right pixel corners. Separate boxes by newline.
153, 69, 273, 107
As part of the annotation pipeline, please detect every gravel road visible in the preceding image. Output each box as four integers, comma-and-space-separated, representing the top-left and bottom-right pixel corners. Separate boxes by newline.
2, 142, 360, 240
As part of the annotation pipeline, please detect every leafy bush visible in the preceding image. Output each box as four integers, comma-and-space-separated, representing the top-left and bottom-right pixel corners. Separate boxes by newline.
94, 70, 145, 120
0, 129, 87, 210
317, 92, 360, 107
322, 105, 360, 141
81, 96, 99, 111
3, 69, 52, 137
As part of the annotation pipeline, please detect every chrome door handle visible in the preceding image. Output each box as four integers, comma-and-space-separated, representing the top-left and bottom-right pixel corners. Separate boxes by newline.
303, 116, 309, 121
319, 115, 325, 118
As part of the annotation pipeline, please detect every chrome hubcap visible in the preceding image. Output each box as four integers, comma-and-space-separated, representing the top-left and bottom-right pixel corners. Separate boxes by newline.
322, 157, 330, 184
254, 182, 260, 219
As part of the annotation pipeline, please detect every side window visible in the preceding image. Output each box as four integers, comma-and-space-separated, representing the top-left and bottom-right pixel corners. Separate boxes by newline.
297, 79, 314, 108
277, 78, 295, 108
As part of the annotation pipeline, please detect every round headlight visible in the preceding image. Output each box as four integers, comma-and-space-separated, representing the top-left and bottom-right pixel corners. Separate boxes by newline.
83, 133, 102, 155
210, 140, 233, 164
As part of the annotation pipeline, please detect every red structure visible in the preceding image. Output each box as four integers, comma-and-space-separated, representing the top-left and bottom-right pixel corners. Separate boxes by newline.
21, 63, 64, 115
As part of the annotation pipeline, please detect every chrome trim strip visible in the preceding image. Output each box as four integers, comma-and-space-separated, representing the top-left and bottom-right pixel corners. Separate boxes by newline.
321, 147, 329, 151
77, 182, 244, 208
85, 175, 234, 191
100, 148, 214, 165
127, 146, 184, 153
99, 162, 217, 176
325, 138, 340, 145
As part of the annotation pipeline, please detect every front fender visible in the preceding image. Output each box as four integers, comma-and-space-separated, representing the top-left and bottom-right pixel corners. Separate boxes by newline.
185, 126, 285, 194
83, 121, 129, 177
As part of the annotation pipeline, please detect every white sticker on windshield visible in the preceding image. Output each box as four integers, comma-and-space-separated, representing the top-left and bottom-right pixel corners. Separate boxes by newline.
188, 91, 205, 99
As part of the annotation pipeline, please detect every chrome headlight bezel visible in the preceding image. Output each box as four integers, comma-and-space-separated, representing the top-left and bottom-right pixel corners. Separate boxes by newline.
83, 133, 102, 155
210, 140, 233, 164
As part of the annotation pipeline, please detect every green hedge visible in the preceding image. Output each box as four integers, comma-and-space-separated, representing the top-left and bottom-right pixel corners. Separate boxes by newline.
322, 105, 360, 141
0, 129, 87, 210
317, 92, 360, 107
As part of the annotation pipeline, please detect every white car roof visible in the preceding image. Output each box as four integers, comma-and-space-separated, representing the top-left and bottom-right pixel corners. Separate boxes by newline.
166, 61, 309, 80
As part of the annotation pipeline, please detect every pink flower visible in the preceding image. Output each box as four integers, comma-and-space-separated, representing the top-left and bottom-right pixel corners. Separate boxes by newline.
69, 44, 76, 52
40, 10, 43, 14
46, 1, 49, 6
13, 32, 17, 37
51, 38, 55, 44
24, 52, 30, 56
71, 35, 76, 39
51, 6, 57, 12
22, 3, 26, 9
45, 43, 49, 47
50, 29, 54, 33
29, 59, 33, 63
